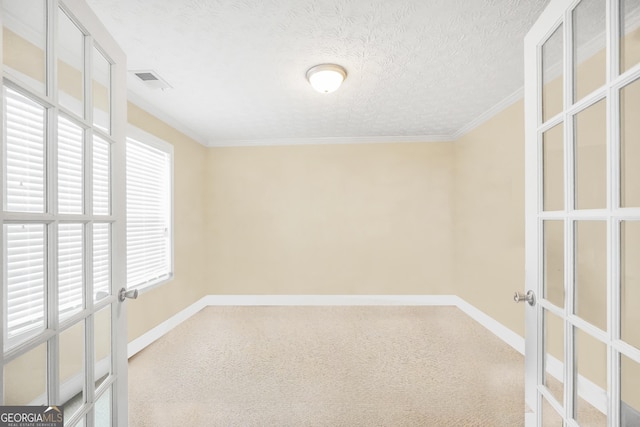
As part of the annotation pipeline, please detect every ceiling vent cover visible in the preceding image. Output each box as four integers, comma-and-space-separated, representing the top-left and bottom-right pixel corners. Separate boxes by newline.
130, 70, 172, 90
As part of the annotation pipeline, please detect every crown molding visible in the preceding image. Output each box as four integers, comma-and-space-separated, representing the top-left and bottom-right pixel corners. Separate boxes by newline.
207, 134, 454, 147
451, 87, 524, 140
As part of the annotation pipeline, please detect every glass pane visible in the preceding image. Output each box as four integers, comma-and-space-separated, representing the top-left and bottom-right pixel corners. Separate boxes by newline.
621, 78, 640, 208
58, 115, 84, 214
93, 223, 111, 302
94, 306, 111, 391
575, 328, 607, 425
93, 47, 111, 133
59, 223, 84, 321
543, 24, 564, 122
543, 123, 564, 211
544, 220, 565, 308
621, 0, 640, 74
94, 386, 111, 427
621, 354, 640, 427
573, 0, 606, 103
4, 342, 47, 405
58, 8, 84, 118
544, 309, 565, 406
4, 86, 46, 213
1, 0, 46, 93
542, 393, 564, 426
59, 322, 84, 420
93, 136, 111, 215
5, 223, 46, 345
621, 221, 640, 351
575, 99, 606, 210
574, 221, 607, 331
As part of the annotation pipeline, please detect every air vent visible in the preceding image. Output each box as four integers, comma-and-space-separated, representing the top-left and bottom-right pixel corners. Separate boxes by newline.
130, 70, 172, 90
135, 72, 158, 81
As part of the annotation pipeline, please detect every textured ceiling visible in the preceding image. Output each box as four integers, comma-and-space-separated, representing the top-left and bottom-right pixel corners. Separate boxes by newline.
85, 0, 550, 146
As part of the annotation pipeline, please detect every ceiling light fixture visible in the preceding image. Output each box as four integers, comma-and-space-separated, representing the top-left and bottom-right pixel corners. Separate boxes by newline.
306, 64, 347, 94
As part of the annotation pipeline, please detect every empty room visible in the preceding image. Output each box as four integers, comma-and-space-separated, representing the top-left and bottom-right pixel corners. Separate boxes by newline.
1, 0, 639, 426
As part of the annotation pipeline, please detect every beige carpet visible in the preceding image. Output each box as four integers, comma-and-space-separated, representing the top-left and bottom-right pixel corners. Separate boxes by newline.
128, 306, 526, 426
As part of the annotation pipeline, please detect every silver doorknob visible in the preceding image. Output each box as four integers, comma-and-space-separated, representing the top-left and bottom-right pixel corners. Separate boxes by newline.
514, 290, 536, 306
118, 288, 139, 302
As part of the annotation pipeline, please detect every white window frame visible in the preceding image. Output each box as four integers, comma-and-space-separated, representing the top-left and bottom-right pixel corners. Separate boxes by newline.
126, 124, 174, 294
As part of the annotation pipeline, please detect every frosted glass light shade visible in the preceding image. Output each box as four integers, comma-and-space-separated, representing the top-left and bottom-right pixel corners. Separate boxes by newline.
306, 64, 347, 93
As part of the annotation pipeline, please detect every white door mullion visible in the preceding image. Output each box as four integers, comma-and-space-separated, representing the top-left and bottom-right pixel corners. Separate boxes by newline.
46, 221, 59, 406
47, 335, 59, 407
85, 312, 95, 427
606, 0, 620, 426
46, 0, 60, 409
563, 5, 576, 422
609, 218, 620, 427
84, 30, 98, 427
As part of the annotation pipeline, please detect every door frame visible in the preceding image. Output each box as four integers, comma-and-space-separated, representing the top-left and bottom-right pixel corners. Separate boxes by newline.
0, 0, 127, 425
523, 0, 569, 421
525, 0, 640, 425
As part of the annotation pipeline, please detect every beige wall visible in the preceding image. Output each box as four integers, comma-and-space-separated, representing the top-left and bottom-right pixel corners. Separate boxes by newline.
127, 103, 208, 342
204, 142, 455, 295
453, 100, 526, 336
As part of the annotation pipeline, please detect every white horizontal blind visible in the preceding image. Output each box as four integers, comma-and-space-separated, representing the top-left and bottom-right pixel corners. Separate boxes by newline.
93, 135, 110, 215
5, 223, 46, 340
3, 85, 48, 343
58, 115, 84, 214
93, 222, 110, 301
58, 223, 84, 321
126, 137, 171, 289
4, 86, 45, 213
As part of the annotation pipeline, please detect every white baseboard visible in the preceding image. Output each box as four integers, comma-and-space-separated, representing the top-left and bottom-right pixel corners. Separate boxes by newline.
202, 294, 459, 306
126, 293, 606, 416
453, 297, 525, 354
127, 296, 209, 358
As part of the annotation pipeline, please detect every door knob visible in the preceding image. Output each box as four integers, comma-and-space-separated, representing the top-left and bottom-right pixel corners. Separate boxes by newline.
514, 290, 536, 306
118, 287, 139, 302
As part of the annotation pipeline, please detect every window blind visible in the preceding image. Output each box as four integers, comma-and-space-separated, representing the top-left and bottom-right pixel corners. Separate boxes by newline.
4, 86, 45, 213
93, 135, 110, 215
58, 223, 83, 321
4, 86, 47, 341
5, 223, 46, 340
58, 115, 84, 214
126, 137, 171, 289
93, 223, 110, 301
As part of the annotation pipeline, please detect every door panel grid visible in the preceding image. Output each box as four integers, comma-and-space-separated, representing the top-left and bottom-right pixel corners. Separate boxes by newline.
1, 0, 126, 426
526, 0, 640, 425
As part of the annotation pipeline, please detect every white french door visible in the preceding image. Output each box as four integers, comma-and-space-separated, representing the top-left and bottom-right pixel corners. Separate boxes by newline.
0, 0, 128, 425
525, 0, 640, 425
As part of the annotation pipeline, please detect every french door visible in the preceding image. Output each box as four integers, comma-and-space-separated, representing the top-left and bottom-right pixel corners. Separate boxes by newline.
525, 0, 640, 425
0, 0, 128, 425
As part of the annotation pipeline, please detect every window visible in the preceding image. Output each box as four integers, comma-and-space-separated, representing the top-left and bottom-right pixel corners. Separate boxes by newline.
126, 127, 173, 291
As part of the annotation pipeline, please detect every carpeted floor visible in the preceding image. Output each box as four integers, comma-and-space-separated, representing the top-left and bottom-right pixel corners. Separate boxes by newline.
128, 306, 529, 426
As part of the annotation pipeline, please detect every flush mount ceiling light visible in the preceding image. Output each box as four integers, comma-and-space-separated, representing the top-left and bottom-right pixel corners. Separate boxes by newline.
306, 64, 347, 93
